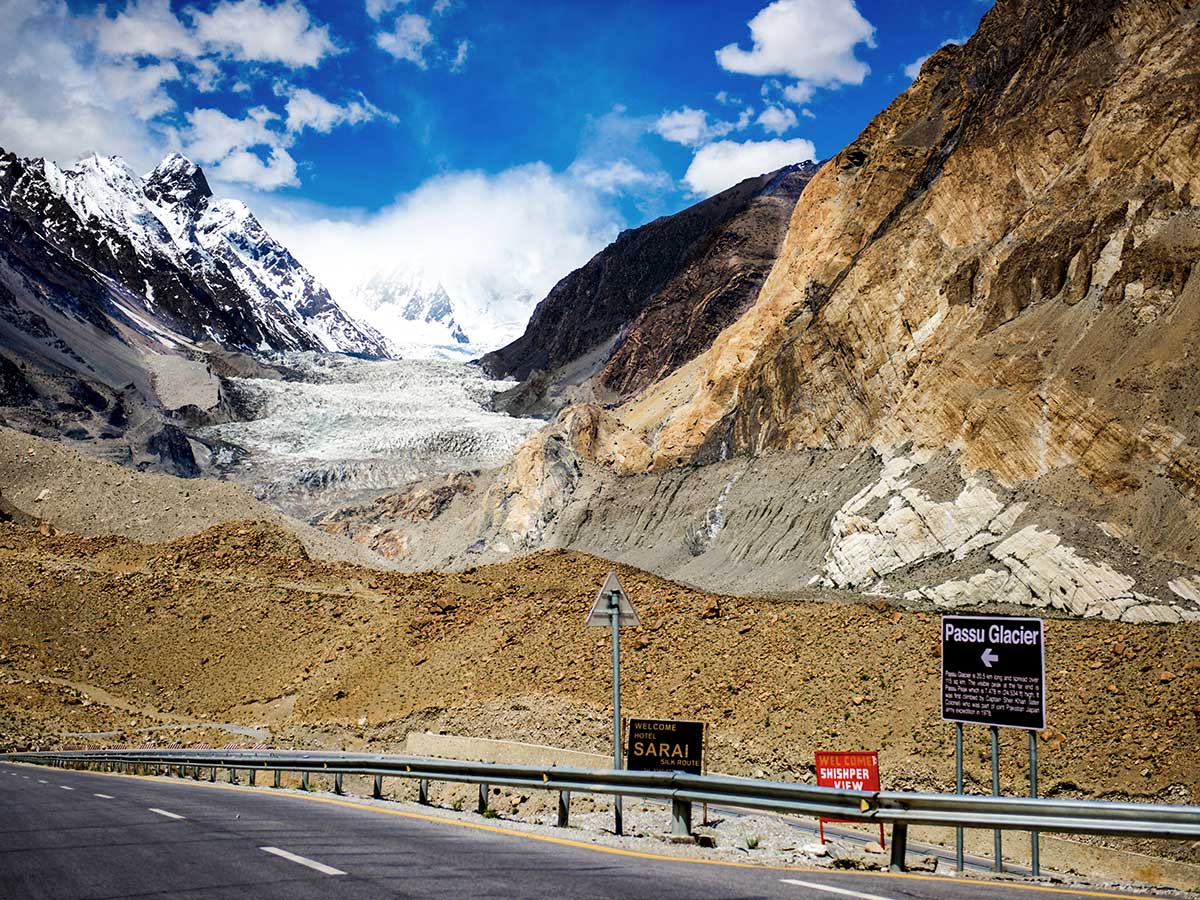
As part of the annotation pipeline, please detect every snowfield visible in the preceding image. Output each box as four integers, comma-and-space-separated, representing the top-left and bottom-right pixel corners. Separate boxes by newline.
197, 353, 542, 516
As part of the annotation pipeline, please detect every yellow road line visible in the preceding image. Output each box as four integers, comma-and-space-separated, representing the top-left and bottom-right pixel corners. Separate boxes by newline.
8, 763, 1154, 899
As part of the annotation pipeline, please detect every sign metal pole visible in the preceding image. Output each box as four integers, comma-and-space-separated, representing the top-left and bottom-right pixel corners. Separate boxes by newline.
610, 590, 623, 837
955, 721, 964, 873
991, 725, 1002, 873
1029, 729, 1040, 876
586, 571, 639, 838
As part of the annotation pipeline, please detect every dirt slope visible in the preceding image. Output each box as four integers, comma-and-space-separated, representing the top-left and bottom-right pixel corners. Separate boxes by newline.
0, 425, 386, 567
1, 519, 1194, 812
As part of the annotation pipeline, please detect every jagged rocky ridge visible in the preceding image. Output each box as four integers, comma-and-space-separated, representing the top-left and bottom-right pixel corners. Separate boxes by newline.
2, 150, 391, 357
0, 148, 391, 474
482, 162, 816, 416
321, 0, 1200, 625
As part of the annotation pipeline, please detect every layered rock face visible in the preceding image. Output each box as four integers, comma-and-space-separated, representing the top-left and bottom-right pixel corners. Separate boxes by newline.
481, 163, 816, 414
636, 0, 1199, 509
324, 0, 1200, 625
620, 0, 1200, 565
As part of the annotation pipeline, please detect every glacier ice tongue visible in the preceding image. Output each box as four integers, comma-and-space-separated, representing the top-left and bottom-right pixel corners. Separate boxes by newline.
196, 353, 542, 515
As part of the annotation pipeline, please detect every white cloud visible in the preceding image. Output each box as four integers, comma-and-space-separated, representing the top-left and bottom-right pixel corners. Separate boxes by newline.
0, 0, 388, 191
365, 0, 408, 20
683, 137, 816, 197
756, 104, 797, 136
781, 81, 814, 105
91, 0, 200, 58
180, 106, 302, 190
568, 159, 670, 195
0, 0, 174, 170
717, 0, 876, 103
283, 88, 394, 134
903, 37, 967, 80
183, 106, 276, 162
97, 58, 181, 118
451, 38, 470, 72
191, 0, 339, 68
653, 107, 736, 148
211, 147, 298, 190
189, 58, 223, 92
260, 164, 621, 348
376, 13, 433, 67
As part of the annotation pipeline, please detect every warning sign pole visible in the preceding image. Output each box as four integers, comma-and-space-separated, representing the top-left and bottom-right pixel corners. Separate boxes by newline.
608, 588, 624, 836
586, 572, 641, 838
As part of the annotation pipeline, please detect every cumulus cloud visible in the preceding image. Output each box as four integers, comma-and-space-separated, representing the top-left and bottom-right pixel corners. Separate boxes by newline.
683, 137, 816, 197
0, 1, 177, 170
376, 13, 434, 67
781, 81, 815, 105
189, 57, 223, 92
91, 0, 200, 58
211, 147, 298, 190
903, 37, 967, 80
178, 106, 300, 189
568, 159, 670, 195
0, 0, 388, 190
717, 0, 875, 105
191, 0, 340, 68
179, 89, 392, 190
282, 88, 395, 134
756, 104, 797, 136
654, 106, 740, 148
365, 0, 408, 20
261, 164, 622, 348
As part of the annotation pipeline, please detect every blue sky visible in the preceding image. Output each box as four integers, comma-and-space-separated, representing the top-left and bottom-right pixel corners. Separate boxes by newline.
3, 0, 992, 342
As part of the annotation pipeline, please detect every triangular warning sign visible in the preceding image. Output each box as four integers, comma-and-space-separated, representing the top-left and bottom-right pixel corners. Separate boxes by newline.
585, 571, 641, 627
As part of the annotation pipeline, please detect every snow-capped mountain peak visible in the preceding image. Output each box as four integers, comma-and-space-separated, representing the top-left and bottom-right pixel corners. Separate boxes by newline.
349, 268, 470, 356
143, 152, 212, 211
9, 147, 394, 358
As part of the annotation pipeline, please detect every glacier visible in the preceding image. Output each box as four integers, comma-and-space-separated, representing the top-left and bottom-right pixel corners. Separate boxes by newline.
196, 353, 543, 516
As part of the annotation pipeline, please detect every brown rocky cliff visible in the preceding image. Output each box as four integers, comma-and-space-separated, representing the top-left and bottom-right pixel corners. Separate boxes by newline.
627, 0, 1200, 567
481, 163, 816, 413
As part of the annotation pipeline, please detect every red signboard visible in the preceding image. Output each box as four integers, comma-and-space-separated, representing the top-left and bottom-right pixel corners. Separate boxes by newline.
814, 750, 883, 846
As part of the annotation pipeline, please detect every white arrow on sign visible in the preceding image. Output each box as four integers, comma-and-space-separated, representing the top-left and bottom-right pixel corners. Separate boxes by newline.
981, 648, 999, 668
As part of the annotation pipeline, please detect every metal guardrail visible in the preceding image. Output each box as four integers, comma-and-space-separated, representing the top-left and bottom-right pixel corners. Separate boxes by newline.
5, 748, 1198, 872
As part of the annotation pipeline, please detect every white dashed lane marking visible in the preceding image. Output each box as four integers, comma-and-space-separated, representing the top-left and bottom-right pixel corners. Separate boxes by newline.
148, 808, 185, 820
59, 786, 74, 791
260, 847, 346, 876
780, 880, 899, 900
94, 793, 115, 800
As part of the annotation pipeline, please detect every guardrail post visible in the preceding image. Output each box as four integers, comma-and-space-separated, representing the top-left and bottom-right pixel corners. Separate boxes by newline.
249, 768, 256, 787
477, 783, 488, 815
671, 797, 692, 838
419, 778, 430, 805
373, 775, 382, 799
300, 771, 309, 791
334, 773, 344, 795
273, 769, 281, 789
557, 790, 570, 828
889, 823, 908, 872
991, 725, 1003, 873
209, 766, 217, 783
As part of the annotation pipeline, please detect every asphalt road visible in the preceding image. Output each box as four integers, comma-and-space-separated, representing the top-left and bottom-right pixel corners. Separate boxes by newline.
0, 762, 1165, 900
